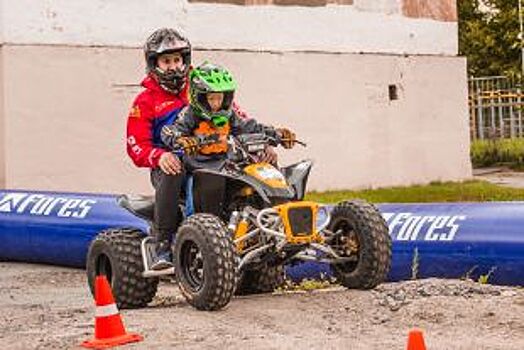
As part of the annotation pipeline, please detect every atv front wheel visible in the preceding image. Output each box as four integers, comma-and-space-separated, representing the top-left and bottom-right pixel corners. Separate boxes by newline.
86, 228, 159, 309
327, 200, 391, 289
236, 263, 285, 295
174, 214, 238, 310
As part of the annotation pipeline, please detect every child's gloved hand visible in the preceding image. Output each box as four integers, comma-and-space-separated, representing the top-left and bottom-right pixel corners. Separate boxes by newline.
277, 128, 296, 149
176, 136, 200, 155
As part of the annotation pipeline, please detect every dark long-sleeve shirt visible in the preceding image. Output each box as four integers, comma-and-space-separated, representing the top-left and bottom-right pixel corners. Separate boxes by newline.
161, 105, 276, 156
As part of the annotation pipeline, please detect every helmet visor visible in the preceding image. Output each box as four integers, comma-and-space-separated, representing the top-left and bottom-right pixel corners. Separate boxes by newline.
155, 36, 190, 54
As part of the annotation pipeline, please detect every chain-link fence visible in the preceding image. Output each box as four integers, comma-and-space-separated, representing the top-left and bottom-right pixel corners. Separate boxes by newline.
469, 76, 524, 139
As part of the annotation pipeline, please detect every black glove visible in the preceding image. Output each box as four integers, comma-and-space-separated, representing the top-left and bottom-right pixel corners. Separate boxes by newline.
175, 136, 200, 155
277, 128, 296, 149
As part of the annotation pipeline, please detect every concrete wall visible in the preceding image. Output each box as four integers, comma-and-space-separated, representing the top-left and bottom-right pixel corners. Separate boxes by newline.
187, 3, 457, 54
0, 0, 4, 187
1, 0, 457, 55
0, 47, 5, 188
204, 50, 470, 190
0, 0, 471, 194
1, 45, 470, 193
2, 45, 144, 193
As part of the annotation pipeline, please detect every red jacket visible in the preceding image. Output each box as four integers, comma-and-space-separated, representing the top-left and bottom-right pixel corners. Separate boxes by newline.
126, 74, 251, 168
126, 75, 189, 168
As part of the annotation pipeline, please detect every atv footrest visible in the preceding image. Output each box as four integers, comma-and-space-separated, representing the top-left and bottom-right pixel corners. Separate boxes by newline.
141, 236, 175, 278
143, 268, 175, 278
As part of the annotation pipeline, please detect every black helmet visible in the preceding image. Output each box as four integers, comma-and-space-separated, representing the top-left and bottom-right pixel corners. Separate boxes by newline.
144, 28, 191, 94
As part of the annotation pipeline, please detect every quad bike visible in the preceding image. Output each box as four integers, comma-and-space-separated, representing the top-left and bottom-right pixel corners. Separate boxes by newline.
86, 133, 392, 311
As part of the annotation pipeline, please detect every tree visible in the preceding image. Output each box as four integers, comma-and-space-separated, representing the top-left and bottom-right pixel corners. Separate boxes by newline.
459, 0, 521, 77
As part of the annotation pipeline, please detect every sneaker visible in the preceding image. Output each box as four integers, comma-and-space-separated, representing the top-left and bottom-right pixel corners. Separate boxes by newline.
151, 252, 174, 271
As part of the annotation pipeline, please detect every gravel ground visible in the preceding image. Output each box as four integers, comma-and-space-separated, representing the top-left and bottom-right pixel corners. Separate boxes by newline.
0, 262, 523, 350
473, 167, 524, 189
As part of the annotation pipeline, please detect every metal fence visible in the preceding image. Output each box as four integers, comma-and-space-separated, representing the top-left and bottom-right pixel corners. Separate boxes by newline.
468, 76, 524, 139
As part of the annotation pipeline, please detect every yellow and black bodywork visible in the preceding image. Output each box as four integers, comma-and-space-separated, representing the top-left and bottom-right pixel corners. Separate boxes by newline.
187, 160, 315, 253
191, 159, 313, 211
191, 159, 315, 253
233, 216, 249, 251
234, 201, 323, 252
243, 163, 288, 189
274, 201, 324, 245
242, 164, 322, 242
238, 161, 313, 204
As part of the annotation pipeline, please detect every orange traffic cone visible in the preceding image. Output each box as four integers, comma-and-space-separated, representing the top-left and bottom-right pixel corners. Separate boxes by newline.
81, 275, 143, 349
406, 329, 427, 350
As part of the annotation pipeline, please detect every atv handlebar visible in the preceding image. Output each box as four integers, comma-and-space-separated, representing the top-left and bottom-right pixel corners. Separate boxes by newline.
281, 138, 307, 147
229, 133, 306, 165
236, 133, 306, 149
170, 132, 306, 156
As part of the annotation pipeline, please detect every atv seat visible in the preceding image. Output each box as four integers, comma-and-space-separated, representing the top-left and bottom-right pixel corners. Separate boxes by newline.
117, 194, 155, 221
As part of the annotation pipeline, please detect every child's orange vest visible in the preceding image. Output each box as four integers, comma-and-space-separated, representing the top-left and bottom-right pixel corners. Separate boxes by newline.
193, 121, 230, 155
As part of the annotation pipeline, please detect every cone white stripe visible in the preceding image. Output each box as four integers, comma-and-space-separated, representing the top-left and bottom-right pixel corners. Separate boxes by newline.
95, 303, 119, 318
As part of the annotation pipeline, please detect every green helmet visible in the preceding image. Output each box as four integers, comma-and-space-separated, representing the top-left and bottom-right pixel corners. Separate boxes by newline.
189, 62, 236, 127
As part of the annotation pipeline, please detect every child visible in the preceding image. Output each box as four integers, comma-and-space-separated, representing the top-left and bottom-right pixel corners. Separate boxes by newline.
160, 61, 296, 222
161, 62, 296, 165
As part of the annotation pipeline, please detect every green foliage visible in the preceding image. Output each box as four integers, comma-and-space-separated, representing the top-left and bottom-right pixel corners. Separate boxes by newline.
306, 180, 524, 203
276, 274, 338, 292
478, 267, 497, 284
459, 0, 522, 77
471, 138, 524, 168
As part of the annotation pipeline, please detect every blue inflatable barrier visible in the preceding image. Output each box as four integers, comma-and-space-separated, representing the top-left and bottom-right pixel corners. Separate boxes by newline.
0, 190, 146, 267
0, 190, 523, 286
289, 203, 524, 286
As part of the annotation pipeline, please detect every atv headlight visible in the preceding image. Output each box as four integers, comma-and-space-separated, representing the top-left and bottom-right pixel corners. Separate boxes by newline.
287, 206, 313, 237
275, 201, 323, 244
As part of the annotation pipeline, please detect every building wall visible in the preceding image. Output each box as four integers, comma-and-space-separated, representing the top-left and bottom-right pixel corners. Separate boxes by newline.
2, 45, 145, 194
0, 46, 5, 188
0, 0, 5, 187
1, 0, 457, 55
0, 0, 471, 194
1, 45, 470, 193
187, 2, 457, 54
204, 50, 470, 190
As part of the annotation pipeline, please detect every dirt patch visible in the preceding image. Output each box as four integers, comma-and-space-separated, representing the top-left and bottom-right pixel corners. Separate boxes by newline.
0, 262, 523, 350
473, 167, 524, 189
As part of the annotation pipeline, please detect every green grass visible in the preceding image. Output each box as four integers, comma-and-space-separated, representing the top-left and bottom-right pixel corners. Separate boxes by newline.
277, 278, 337, 292
305, 180, 524, 203
471, 138, 524, 169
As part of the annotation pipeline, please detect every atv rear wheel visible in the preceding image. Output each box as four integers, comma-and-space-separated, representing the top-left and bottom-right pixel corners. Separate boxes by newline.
327, 200, 391, 289
174, 214, 238, 310
236, 263, 285, 295
86, 228, 159, 309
